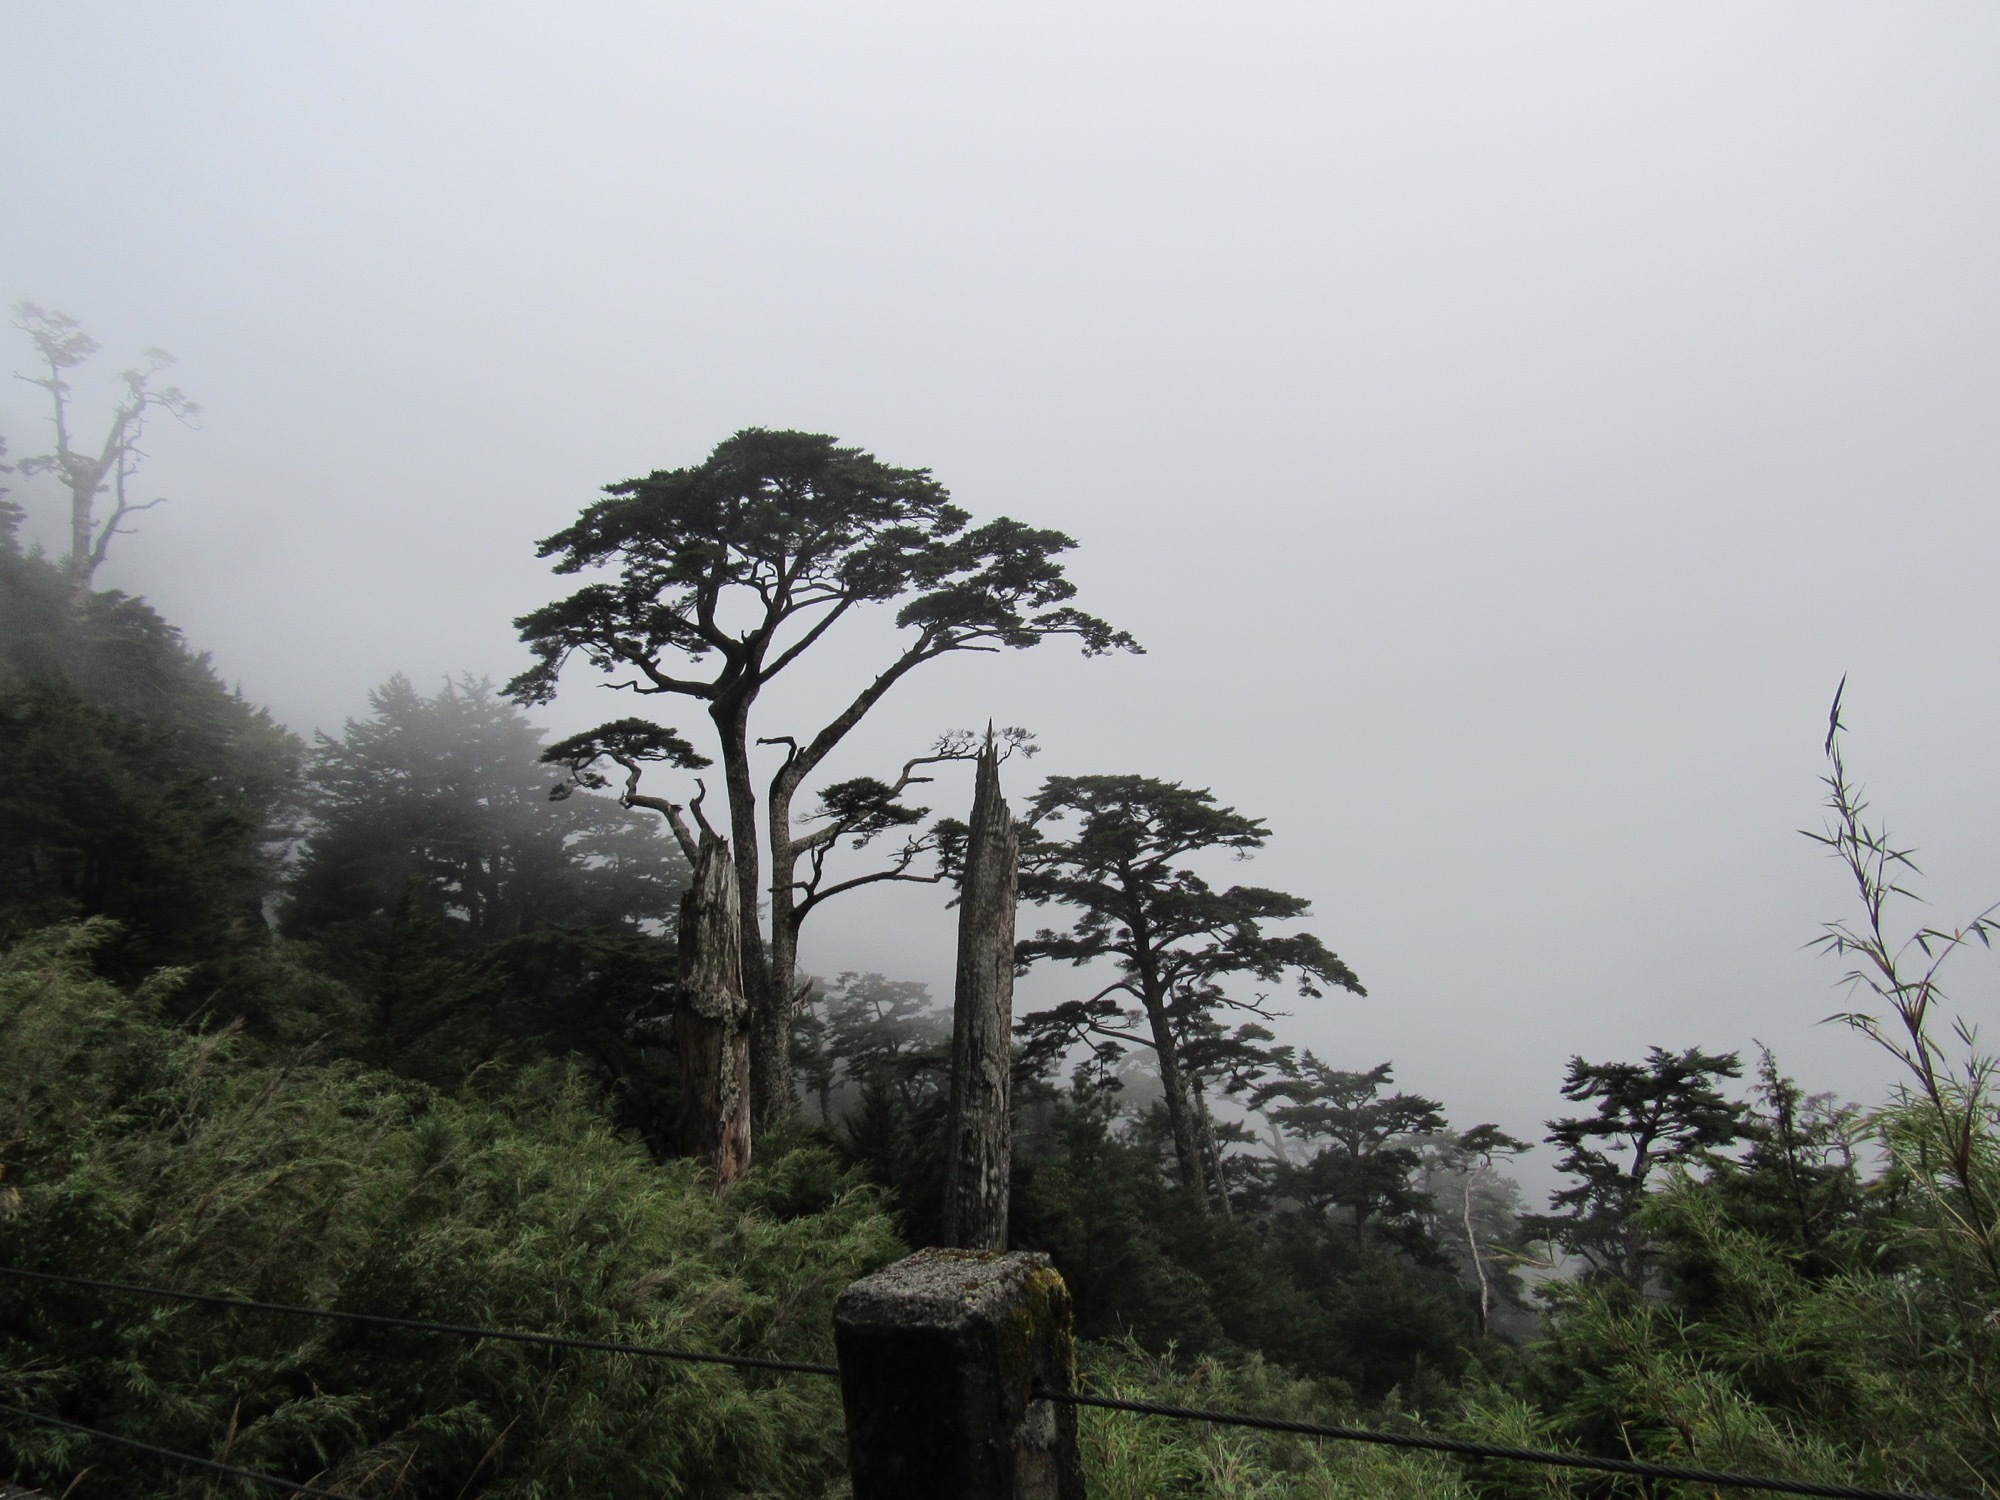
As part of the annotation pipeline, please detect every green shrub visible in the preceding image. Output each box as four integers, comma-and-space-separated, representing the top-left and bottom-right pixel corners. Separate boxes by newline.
1494, 1179, 1993, 1498
0, 923, 901, 1497
1078, 1340, 1469, 1500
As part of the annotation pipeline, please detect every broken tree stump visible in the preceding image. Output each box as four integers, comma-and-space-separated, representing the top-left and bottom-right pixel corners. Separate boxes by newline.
944, 738, 1018, 1249
675, 834, 752, 1181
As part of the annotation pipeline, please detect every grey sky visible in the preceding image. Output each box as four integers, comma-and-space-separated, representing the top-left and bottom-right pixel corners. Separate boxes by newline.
5, 3, 1999, 1178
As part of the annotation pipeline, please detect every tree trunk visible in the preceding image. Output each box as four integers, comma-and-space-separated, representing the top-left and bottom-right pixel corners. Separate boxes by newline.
1191, 1076, 1233, 1218
944, 740, 1017, 1249
1462, 1169, 1491, 1336
757, 776, 805, 1129
1139, 994, 1206, 1201
67, 471, 94, 593
712, 696, 789, 1130
675, 835, 752, 1182
1120, 908, 1207, 1203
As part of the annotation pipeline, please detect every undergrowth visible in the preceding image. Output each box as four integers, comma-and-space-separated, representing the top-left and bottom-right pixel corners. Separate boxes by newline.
0, 922, 898, 1498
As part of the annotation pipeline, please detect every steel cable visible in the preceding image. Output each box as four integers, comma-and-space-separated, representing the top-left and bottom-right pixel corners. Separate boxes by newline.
0, 1265, 839, 1376
0, 1400, 360, 1499
1041, 1389, 1958, 1500
2, 1263, 1963, 1500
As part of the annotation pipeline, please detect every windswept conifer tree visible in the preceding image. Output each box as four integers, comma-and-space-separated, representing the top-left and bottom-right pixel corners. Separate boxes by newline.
1530, 1045, 1745, 1287
513, 428, 1136, 1126
1016, 775, 1364, 1207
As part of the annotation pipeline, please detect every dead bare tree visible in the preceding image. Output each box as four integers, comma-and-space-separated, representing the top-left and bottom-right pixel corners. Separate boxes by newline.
13, 303, 198, 594
944, 733, 1019, 1249
676, 834, 753, 1181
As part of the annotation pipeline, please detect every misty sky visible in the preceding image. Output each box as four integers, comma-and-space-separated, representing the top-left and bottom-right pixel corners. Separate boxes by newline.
5, 4, 1999, 1182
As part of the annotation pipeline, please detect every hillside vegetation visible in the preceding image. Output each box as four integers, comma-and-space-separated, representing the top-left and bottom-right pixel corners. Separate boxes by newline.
3, 463, 1998, 1497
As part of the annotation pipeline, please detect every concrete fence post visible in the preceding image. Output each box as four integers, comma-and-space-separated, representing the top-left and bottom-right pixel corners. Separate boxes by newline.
833, 1248, 1086, 1499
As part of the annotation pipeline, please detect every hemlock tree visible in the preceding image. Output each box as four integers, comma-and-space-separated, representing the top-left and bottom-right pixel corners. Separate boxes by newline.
1698, 1051, 1867, 1282
12, 303, 198, 594
1253, 1056, 1448, 1250
1015, 775, 1364, 1207
1530, 1045, 1746, 1288
284, 674, 687, 1109
813, 971, 952, 1118
0, 520, 299, 973
1415, 1122, 1529, 1336
289, 675, 683, 945
791, 971, 954, 1216
512, 428, 1136, 1125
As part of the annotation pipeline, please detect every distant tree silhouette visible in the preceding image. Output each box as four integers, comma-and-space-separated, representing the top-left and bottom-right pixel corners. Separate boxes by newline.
12, 303, 198, 593
290, 675, 683, 945
1530, 1044, 1746, 1287
1255, 1056, 1447, 1251
1015, 775, 1363, 1207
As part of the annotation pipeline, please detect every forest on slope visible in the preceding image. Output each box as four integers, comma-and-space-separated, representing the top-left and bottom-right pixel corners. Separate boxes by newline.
2, 334, 1998, 1498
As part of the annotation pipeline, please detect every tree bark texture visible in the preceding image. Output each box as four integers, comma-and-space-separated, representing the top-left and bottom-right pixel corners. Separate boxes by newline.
1192, 1076, 1234, 1217
675, 835, 753, 1182
1137, 960, 1207, 1200
1462, 1170, 1492, 1336
758, 769, 804, 1130
944, 742, 1018, 1249
709, 697, 792, 1132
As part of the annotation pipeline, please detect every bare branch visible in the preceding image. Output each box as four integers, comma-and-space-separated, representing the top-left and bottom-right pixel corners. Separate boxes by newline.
758, 595, 856, 682
688, 778, 719, 842
618, 760, 699, 863
628, 789, 699, 864
793, 862, 948, 923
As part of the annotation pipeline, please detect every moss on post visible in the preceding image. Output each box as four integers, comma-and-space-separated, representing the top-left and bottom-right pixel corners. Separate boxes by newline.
834, 1248, 1085, 1499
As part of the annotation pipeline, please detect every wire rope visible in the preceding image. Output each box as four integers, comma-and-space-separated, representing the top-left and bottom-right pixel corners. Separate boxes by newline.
0, 1401, 361, 1499
1041, 1389, 1958, 1500
0, 1265, 839, 1377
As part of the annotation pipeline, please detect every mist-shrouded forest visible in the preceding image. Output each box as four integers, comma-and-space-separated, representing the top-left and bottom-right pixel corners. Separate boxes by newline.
5, 7, 2000, 1499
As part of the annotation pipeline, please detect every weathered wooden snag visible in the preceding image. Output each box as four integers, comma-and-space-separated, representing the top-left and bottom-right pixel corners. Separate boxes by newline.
944, 738, 1019, 1249
675, 834, 752, 1181
834, 1247, 1084, 1500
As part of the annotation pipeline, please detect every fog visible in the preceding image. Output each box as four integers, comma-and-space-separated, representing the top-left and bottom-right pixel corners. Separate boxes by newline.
6, 3, 2000, 1183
